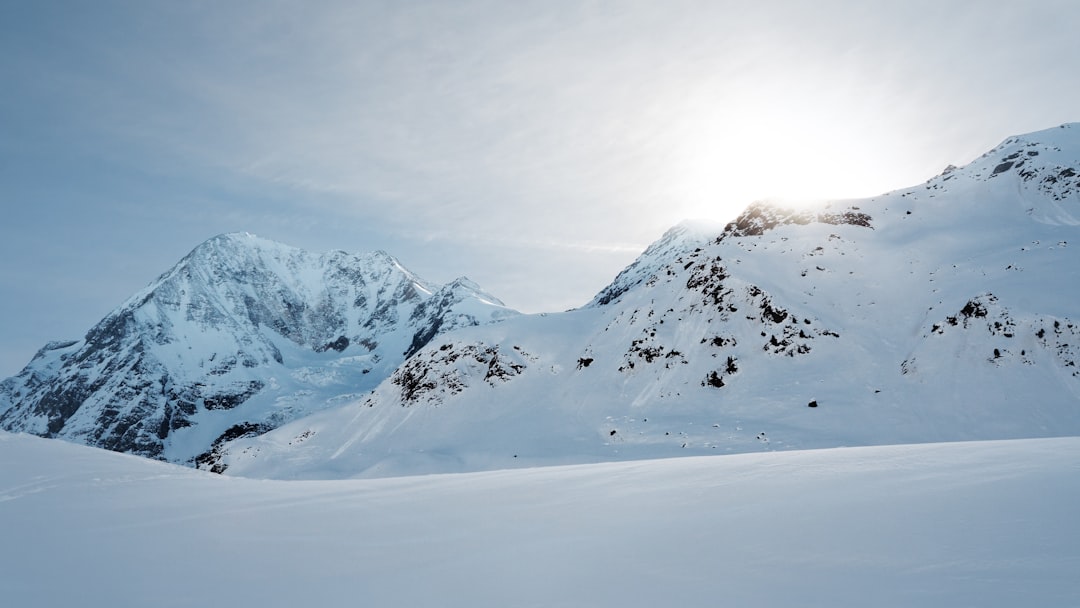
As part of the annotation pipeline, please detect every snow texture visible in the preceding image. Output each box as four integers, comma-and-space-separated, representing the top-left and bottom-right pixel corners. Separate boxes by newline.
1, 431, 1077, 608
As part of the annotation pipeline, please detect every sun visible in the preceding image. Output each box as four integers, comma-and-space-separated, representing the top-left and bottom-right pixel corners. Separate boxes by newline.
658, 98, 913, 224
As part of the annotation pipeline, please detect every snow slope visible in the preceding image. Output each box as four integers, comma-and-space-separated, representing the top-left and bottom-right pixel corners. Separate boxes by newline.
220, 123, 1080, 479
1, 431, 1077, 607
0, 233, 516, 465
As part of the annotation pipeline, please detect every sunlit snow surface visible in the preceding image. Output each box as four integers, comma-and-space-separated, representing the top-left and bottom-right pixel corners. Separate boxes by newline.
2, 431, 1077, 607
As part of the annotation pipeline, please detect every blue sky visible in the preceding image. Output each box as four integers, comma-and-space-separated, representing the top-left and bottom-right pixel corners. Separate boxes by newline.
2, 0, 1079, 377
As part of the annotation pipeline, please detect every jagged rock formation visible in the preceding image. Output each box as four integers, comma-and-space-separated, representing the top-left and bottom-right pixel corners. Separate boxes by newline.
0, 233, 516, 463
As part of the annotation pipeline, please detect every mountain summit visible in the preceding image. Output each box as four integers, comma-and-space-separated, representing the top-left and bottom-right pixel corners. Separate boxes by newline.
213, 123, 1080, 479
0, 233, 517, 464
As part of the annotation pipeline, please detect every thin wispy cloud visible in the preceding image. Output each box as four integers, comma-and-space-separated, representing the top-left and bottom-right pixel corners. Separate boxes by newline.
1, 0, 1079, 375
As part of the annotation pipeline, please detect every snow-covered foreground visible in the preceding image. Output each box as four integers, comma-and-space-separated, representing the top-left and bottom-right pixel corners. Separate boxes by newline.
2, 432, 1078, 607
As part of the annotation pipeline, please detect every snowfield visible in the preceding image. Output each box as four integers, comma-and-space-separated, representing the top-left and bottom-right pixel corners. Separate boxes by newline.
2, 430, 1077, 607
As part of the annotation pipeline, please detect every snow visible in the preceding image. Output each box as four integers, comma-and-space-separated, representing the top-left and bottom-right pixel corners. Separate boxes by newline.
1, 430, 1077, 607
214, 123, 1080, 479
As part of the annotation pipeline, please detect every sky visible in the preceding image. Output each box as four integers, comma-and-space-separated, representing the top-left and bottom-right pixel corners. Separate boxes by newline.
2, 0, 1079, 378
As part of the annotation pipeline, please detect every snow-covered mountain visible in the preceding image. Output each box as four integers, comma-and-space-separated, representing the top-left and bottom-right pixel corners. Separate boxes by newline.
217, 123, 1080, 479
0, 233, 517, 465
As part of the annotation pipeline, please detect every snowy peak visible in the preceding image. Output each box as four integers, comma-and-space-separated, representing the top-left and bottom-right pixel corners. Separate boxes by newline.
915, 122, 1080, 225
133, 232, 453, 354
441, 277, 507, 307
932, 122, 1079, 183
586, 205, 872, 309
0, 234, 517, 464
402, 277, 515, 358
588, 221, 717, 308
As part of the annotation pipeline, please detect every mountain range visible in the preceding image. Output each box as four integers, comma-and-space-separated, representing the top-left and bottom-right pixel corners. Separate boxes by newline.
2, 123, 1079, 478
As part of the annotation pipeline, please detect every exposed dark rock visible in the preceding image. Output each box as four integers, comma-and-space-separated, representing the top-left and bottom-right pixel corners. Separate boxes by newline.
721, 202, 873, 238
316, 336, 350, 353
960, 300, 989, 319
992, 161, 1015, 175
725, 356, 739, 375
195, 422, 273, 473
704, 371, 725, 388
202, 381, 264, 411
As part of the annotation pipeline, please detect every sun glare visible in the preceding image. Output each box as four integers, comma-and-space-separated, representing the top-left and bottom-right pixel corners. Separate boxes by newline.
660, 97, 909, 223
